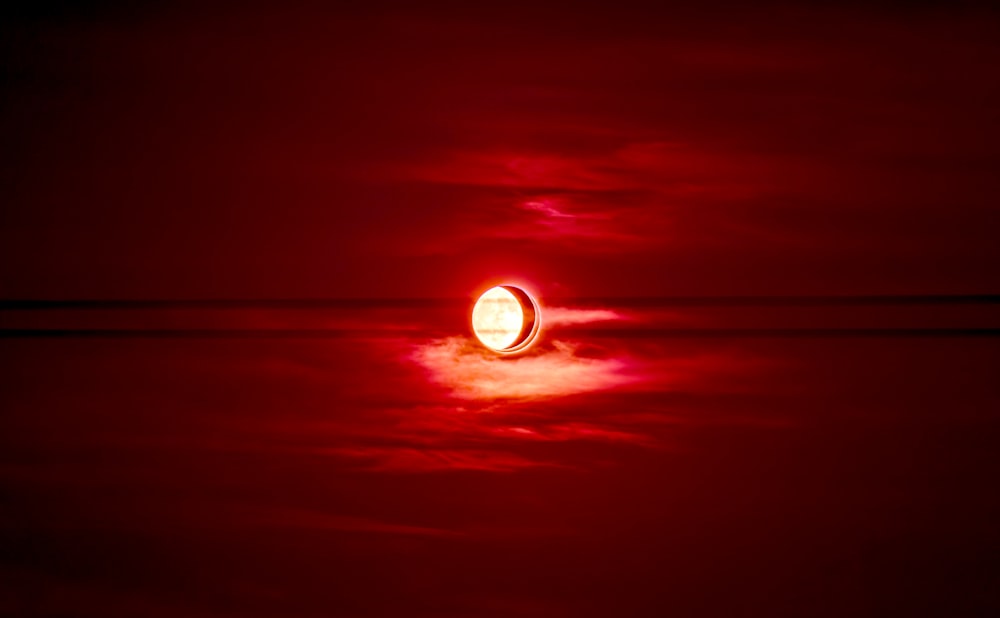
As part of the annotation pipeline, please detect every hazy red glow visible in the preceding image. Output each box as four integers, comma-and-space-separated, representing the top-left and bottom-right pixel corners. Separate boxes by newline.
2, 2, 999, 617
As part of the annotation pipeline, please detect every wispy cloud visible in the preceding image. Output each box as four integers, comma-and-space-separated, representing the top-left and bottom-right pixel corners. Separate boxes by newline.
398, 141, 806, 200
542, 306, 625, 327
318, 446, 560, 473
520, 198, 575, 219
378, 139, 828, 254
488, 422, 656, 446
411, 336, 639, 400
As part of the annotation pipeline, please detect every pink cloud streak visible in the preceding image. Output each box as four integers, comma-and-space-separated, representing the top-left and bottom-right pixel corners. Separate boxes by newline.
542, 306, 625, 327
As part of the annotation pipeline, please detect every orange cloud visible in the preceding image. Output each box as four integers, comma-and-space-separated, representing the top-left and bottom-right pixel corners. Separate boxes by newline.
411, 336, 638, 400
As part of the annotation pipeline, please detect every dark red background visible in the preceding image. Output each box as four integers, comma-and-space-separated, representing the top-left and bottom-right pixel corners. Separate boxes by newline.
2, 2, 999, 616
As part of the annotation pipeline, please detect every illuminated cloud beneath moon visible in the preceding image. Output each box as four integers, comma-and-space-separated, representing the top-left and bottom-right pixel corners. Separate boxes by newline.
411, 336, 639, 400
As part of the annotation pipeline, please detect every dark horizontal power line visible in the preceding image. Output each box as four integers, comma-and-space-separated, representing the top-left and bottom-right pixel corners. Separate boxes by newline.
567, 295, 1000, 307
2, 328, 998, 339
1, 295, 999, 310
0, 299, 459, 310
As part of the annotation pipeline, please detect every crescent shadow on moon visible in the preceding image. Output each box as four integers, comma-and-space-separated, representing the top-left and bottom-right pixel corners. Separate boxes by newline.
499, 285, 540, 353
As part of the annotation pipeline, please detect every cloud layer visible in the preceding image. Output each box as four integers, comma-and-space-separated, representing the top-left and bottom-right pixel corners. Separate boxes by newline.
542, 306, 625, 327
411, 336, 638, 400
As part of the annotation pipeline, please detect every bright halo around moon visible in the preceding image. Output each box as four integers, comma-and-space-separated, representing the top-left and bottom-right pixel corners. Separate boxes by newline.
471, 285, 541, 353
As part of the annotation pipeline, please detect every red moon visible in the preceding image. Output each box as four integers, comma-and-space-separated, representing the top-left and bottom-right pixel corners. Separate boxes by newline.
471, 285, 541, 353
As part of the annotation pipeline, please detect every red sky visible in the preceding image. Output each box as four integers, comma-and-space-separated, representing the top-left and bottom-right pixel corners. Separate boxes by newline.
3, 1, 999, 299
2, 2, 1000, 617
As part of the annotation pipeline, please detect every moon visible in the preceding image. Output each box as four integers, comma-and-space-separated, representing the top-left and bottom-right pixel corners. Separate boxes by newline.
471, 285, 541, 353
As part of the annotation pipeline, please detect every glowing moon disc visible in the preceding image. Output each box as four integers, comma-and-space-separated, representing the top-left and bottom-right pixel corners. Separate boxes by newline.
471, 285, 540, 353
